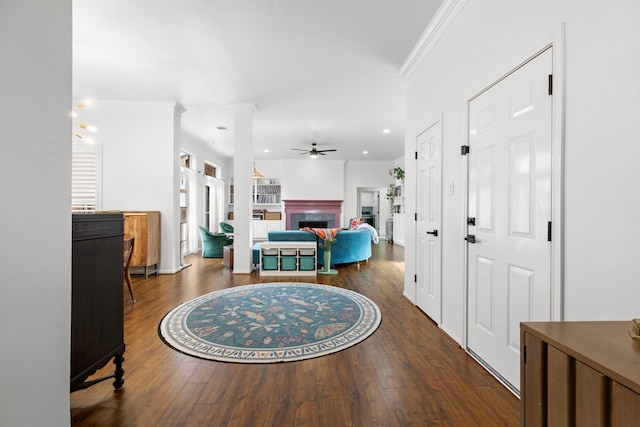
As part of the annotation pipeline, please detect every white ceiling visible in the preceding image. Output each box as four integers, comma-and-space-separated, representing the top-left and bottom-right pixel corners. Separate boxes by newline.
73, 0, 443, 161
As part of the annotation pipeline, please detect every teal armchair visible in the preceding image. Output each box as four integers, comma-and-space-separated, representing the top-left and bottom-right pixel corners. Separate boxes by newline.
198, 226, 233, 258
219, 222, 234, 234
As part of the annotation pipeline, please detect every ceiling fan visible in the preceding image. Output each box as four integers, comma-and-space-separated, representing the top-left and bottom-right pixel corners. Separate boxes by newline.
291, 143, 337, 159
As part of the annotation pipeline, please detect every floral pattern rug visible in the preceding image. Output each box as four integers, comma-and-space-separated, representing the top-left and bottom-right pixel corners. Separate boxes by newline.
159, 282, 382, 363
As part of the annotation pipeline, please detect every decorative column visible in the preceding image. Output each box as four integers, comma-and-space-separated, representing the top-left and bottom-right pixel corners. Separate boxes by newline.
230, 103, 256, 273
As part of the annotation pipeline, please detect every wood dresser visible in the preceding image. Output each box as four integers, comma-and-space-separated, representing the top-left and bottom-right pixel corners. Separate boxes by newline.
521, 321, 640, 427
71, 213, 125, 392
123, 211, 161, 278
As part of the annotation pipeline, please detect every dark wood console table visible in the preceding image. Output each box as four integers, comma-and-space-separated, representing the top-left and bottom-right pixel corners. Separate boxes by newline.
71, 213, 126, 392
521, 321, 640, 426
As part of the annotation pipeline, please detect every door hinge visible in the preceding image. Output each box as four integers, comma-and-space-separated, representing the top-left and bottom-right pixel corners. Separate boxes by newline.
414, 213, 418, 221
415, 151, 418, 160
548, 74, 553, 95
547, 221, 552, 242
414, 274, 417, 283
523, 344, 527, 364
461, 145, 470, 155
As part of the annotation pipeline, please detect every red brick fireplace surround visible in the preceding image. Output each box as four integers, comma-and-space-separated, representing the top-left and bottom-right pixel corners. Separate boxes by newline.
284, 200, 343, 230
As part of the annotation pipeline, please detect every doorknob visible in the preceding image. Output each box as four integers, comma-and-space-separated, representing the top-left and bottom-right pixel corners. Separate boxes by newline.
464, 234, 476, 243
426, 230, 438, 237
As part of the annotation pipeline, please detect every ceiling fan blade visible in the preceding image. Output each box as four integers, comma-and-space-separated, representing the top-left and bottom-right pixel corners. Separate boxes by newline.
317, 149, 337, 153
299, 152, 308, 155
291, 148, 308, 152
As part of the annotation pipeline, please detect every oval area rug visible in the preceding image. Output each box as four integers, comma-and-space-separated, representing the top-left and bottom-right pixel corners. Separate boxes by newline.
159, 282, 382, 363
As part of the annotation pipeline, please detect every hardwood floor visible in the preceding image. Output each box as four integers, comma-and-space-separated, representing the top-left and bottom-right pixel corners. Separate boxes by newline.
70, 243, 519, 426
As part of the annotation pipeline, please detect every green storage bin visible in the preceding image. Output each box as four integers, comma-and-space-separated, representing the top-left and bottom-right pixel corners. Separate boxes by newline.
262, 256, 278, 270
280, 256, 297, 271
299, 256, 315, 271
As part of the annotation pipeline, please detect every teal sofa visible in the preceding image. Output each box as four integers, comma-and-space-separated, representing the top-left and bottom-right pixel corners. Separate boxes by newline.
199, 226, 233, 258
252, 229, 372, 267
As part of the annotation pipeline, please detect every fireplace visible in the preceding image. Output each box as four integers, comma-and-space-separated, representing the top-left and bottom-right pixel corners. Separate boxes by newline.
298, 220, 329, 229
284, 200, 343, 230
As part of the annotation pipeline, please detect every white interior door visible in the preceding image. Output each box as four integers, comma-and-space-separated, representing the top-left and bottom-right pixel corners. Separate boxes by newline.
466, 48, 552, 392
416, 119, 442, 324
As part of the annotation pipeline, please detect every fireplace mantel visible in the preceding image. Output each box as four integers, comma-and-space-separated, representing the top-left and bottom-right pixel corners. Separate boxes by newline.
283, 200, 343, 230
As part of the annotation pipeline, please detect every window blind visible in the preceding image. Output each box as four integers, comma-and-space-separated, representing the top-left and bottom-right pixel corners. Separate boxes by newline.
72, 145, 100, 213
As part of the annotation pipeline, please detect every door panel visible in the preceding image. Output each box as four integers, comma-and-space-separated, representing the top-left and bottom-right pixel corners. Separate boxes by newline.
467, 48, 553, 392
476, 147, 495, 231
475, 256, 495, 333
508, 134, 534, 236
507, 265, 533, 351
416, 119, 442, 323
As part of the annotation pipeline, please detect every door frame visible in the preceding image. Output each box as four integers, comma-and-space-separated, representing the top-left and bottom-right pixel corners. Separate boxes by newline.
462, 29, 566, 350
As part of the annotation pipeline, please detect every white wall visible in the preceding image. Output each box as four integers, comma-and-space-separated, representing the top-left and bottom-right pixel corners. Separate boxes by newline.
360, 191, 376, 207
343, 161, 394, 222
281, 159, 345, 225
403, 0, 640, 343
0, 1, 71, 424
84, 101, 183, 273
281, 159, 345, 201
253, 160, 283, 179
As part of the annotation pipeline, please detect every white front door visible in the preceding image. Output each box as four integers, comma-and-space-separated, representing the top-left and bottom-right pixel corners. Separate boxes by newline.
467, 48, 553, 392
416, 118, 442, 324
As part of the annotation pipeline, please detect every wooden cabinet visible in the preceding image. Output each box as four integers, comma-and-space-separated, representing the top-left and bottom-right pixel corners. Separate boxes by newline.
124, 211, 160, 278
521, 321, 640, 427
253, 219, 283, 240
71, 213, 125, 392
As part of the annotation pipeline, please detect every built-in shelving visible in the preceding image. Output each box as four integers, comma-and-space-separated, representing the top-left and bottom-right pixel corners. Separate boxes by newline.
254, 179, 281, 205
393, 183, 404, 214
228, 177, 284, 239
228, 177, 282, 214
392, 181, 405, 246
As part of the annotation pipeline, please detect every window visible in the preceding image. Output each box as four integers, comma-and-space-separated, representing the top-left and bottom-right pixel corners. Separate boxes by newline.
204, 185, 211, 230
72, 143, 101, 212
204, 176, 225, 232
204, 162, 217, 178
180, 153, 190, 169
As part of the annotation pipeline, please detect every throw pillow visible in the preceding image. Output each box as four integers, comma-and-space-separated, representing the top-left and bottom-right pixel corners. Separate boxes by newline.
348, 217, 362, 230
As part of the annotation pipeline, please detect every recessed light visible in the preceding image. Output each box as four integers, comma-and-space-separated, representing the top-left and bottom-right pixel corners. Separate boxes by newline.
382, 129, 390, 134
264, 149, 269, 153
362, 150, 369, 155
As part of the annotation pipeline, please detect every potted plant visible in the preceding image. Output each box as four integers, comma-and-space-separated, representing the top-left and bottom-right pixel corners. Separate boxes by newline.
388, 166, 405, 182
385, 184, 395, 213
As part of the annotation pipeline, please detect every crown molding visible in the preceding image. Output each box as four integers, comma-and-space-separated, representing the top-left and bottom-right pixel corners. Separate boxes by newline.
399, 0, 468, 82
